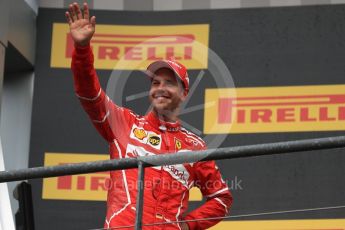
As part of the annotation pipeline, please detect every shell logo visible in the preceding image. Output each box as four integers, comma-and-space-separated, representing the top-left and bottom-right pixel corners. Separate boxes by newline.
133, 128, 147, 140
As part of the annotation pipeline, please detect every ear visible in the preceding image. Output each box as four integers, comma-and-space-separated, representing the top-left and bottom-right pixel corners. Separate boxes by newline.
180, 90, 188, 102
176, 80, 187, 99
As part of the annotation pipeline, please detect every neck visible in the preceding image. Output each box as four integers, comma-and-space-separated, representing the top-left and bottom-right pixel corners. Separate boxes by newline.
152, 108, 180, 122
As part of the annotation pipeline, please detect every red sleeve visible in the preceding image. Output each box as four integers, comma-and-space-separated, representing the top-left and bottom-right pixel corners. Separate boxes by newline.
71, 44, 135, 142
184, 160, 233, 230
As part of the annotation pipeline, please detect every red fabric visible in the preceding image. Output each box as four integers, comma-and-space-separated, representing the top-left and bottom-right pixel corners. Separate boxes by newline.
71, 45, 232, 230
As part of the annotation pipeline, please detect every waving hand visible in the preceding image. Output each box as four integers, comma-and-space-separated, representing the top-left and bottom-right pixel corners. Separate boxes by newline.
65, 2, 96, 46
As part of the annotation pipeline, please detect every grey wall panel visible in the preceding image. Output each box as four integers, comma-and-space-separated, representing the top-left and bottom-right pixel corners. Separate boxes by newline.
241, 0, 271, 8
270, 0, 302, 6
0, 0, 9, 47
0, 1, 37, 223
124, 0, 153, 11
301, 0, 331, 5
211, 0, 241, 9
0, 45, 14, 229
153, 0, 182, 10
331, 0, 345, 3
8, 0, 36, 65
39, 0, 64, 8
93, 0, 124, 10
0, 71, 35, 218
25, 0, 39, 14
0, 139, 16, 230
182, 0, 211, 9
0, 45, 4, 115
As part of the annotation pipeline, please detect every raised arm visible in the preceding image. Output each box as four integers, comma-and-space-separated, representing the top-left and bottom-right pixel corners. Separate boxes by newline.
65, 3, 134, 142
65, 2, 100, 99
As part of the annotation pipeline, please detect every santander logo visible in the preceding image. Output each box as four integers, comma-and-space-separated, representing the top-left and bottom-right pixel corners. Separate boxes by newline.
164, 164, 188, 185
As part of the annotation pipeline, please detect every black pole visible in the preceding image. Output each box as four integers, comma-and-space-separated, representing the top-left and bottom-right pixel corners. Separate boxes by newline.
14, 182, 35, 230
135, 161, 145, 230
1, 136, 345, 183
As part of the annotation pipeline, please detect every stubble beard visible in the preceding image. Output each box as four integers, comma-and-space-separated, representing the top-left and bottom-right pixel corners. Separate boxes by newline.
151, 97, 181, 121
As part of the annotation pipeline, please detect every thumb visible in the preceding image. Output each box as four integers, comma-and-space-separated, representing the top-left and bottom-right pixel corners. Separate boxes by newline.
90, 16, 96, 29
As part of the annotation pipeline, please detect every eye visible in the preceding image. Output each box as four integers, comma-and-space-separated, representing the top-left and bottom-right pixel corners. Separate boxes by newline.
166, 80, 175, 86
151, 80, 159, 86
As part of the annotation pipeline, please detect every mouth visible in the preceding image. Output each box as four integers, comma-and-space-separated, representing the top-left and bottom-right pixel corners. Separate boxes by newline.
155, 96, 169, 100
153, 94, 170, 100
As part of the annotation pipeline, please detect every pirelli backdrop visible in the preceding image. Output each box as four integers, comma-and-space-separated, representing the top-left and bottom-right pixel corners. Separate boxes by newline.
31, 5, 345, 230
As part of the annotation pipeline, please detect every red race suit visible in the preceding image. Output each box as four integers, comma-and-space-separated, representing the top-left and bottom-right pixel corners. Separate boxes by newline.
71, 45, 233, 230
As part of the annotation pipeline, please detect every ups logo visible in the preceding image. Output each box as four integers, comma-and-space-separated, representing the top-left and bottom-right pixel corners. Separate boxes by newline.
133, 128, 147, 140
148, 135, 160, 146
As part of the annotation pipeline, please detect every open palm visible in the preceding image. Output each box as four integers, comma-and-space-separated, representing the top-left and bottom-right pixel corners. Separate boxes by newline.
65, 2, 96, 46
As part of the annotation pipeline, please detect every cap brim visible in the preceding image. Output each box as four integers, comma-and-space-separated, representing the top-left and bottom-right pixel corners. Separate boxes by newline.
145, 60, 181, 80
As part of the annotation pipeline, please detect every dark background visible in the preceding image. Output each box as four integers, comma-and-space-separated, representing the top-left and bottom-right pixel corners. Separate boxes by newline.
30, 5, 345, 229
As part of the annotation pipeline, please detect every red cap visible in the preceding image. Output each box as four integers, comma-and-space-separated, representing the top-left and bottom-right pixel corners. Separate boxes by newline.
146, 60, 189, 94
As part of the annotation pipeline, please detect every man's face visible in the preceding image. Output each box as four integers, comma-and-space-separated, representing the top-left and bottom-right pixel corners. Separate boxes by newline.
149, 68, 186, 115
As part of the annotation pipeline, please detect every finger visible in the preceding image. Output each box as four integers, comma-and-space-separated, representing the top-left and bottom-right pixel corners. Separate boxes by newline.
69, 4, 76, 22
65, 12, 73, 25
73, 2, 82, 20
90, 16, 96, 29
83, 2, 89, 20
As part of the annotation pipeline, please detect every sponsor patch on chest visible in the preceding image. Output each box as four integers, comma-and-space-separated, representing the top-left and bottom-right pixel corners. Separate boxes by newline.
130, 124, 162, 150
174, 138, 182, 151
162, 164, 191, 188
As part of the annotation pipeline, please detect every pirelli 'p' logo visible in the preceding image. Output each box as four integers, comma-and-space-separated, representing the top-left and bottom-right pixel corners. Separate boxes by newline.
204, 85, 345, 134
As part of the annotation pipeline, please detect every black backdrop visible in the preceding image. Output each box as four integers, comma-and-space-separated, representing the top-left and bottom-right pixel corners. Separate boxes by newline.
30, 5, 345, 229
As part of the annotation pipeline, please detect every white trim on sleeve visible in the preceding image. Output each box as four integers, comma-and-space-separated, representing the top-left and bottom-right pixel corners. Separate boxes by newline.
76, 88, 101, 101
206, 187, 229, 198
215, 197, 228, 214
92, 110, 110, 123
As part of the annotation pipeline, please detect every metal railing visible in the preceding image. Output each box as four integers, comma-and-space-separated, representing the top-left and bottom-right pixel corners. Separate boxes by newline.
1, 136, 345, 230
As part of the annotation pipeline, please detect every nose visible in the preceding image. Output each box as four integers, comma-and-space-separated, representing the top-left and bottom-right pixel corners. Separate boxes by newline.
156, 82, 167, 90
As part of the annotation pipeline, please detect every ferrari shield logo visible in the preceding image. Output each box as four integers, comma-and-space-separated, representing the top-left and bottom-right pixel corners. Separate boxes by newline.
175, 139, 182, 151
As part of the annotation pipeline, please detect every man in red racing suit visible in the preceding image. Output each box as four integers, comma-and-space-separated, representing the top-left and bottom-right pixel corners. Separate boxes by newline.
66, 2, 232, 229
